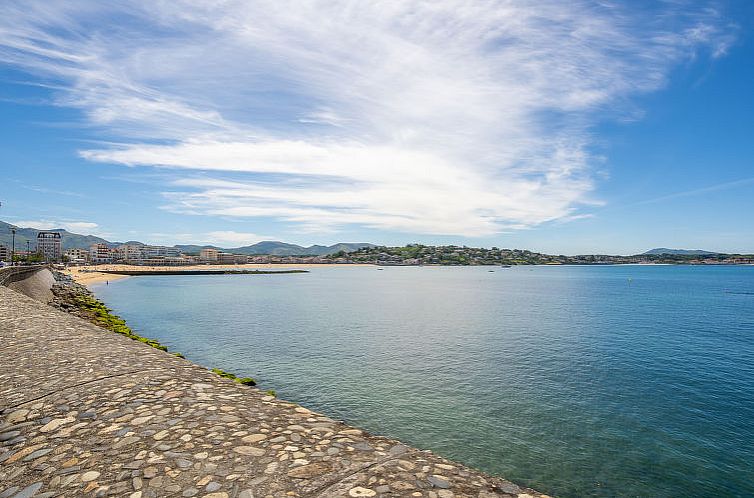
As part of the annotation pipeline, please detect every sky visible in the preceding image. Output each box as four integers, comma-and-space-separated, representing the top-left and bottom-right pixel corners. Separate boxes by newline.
0, 0, 752, 255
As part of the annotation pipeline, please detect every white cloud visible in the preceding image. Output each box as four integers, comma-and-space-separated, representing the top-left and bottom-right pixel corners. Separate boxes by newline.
63, 221, 100, 233
13, 219, 101, 234
204, 231, 269, 246
139, 230, 268, 247
0, 1, 733, 236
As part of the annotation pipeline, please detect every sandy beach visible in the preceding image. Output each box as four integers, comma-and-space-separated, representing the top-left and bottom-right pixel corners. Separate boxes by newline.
65, 263, 373, 286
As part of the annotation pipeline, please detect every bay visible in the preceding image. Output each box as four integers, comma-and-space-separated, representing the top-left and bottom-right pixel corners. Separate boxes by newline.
92, 265, 754, 497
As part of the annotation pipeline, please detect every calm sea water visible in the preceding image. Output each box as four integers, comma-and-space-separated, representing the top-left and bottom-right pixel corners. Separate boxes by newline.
92, 265, 754, 497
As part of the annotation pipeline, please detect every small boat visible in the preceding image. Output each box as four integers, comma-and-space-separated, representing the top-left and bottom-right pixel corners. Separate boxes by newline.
500, 265, 511, 268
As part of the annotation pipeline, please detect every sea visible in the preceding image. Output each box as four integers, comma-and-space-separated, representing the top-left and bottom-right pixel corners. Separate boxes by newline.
91, 265, 754, 497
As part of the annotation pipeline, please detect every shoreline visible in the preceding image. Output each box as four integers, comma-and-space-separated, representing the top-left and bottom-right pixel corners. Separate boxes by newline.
66, 261, 751, 287
65, 263, 374, 286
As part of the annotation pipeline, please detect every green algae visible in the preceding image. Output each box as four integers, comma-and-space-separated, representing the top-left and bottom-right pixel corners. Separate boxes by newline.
210, 368, 257, 386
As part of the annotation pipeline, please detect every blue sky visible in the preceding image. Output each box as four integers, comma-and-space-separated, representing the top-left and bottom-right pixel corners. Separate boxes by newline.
0, 1, 752, 255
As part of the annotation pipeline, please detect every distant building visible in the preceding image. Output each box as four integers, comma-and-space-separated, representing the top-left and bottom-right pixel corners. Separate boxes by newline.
0, 244, 9, 261
89, 243, 112, 264
37, 232, 62, 262
140, 256, 188, 266
200, 248, 219, 261
115, 244, 144, 263
111, 244, 181, 263
142, 245, 181, 258
64, 248, 90, 264
217, 252, 234, 264
217, 252, 244, 264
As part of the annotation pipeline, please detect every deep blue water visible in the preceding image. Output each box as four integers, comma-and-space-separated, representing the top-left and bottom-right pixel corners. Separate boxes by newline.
92, 265, 754, 497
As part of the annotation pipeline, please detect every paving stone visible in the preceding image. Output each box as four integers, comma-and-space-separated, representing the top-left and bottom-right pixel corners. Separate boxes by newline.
205, 481, 222, 491
6, 410, 29, 424
82, 470, 102, 482
349, 486, 377, 497
10, 482, 42, 498
0, 431, 21, 442
142, 466, 158, 479
233, 446, 265, 456
22, 447, 53, 461
287, 462, 332, 478
0, 487, 19, 498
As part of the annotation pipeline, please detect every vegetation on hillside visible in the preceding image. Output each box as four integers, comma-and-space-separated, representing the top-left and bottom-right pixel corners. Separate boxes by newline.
327, 244, 754, 266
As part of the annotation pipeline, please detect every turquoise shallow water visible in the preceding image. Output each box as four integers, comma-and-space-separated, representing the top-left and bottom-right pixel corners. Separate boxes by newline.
92, 265, 754, 497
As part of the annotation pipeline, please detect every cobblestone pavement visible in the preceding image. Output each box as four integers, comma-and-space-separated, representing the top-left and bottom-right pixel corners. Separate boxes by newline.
0, 286, 549, 498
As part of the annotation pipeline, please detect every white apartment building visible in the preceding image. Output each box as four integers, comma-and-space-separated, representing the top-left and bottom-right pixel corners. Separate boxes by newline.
200, 248, 219, 261
142, 245, 181, 258
89, 243, 112, 264
112, 244, 182, 263
64, 248, 90, 263
0, 244, 9, 262
115, 244, 145, 262
37, 232, 62, 262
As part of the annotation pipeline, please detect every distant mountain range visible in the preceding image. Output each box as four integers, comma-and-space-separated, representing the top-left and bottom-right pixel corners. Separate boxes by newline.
642, 248, 719, 256
0, 221, 373, 256
173, 241, 375, 256
0, 221, 733, 258
0, 221, 113, 251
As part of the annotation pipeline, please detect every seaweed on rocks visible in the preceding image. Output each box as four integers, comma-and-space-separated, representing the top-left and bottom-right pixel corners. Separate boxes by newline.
211, 368, 257, 386
49, 271, 170, 352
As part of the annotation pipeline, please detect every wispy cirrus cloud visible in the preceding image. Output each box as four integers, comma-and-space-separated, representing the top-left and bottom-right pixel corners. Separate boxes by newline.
0, 1, 734, 236
141, 230, 269, 247
637, 177, 754, 206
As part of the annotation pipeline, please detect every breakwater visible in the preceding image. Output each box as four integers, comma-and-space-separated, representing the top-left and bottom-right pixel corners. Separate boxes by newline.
0, 268, 546, 498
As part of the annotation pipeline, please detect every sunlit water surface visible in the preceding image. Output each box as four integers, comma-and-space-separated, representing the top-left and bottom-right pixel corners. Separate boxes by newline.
92, 265, 754, 497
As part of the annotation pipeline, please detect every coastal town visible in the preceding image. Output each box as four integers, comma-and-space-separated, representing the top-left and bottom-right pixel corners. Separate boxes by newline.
3, 2, 753, 497
0, 230, 327, 266
1, 226, 753, 267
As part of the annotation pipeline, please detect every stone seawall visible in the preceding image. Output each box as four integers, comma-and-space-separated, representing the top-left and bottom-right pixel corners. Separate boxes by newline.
4, 268, 56, 303
0, 265, 48, 287
0, 283, 548, 498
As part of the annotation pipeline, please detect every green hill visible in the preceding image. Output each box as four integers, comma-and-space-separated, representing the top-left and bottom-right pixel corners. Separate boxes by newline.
643, 248, 718, 256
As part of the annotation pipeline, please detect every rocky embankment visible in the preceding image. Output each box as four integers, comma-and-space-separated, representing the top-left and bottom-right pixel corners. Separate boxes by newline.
48, 271, 173, 353
0, 270, 549, 498
48, 270, 100, 318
